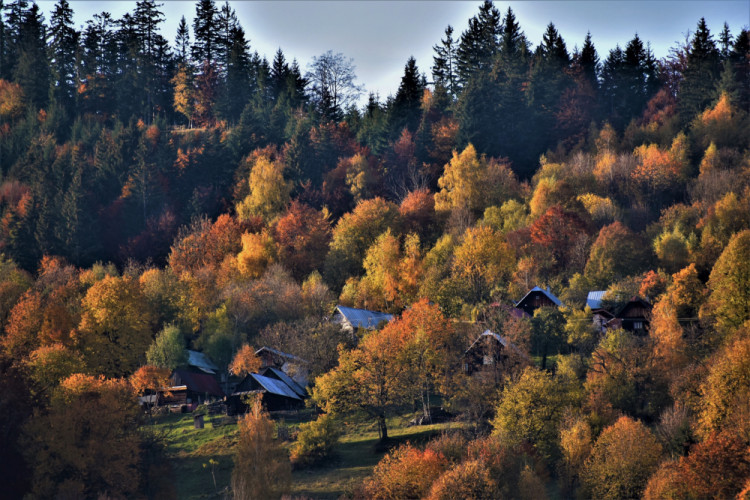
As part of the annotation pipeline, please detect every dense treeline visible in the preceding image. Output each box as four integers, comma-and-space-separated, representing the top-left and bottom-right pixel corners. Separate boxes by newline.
0, 0, 749, 498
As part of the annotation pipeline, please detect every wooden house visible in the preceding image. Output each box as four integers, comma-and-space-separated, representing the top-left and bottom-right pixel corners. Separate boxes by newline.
463, 330, 527, 383
605, 297, 651, 334
255, 346, 309, 388
229, 371, 304, 413
514, 286, 562, 317
159, 369, 225, 410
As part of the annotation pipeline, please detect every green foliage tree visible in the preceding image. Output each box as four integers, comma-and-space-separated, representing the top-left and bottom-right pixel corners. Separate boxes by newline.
492, 366, 573, 461
146, 323, 187, 370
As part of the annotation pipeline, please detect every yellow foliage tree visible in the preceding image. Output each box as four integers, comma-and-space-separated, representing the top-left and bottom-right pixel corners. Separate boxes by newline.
76, 276, 156, 377
237, 230, 277, 279
236, 154, 291, 222
435, 144, 484, 213
581, 416, 662, 500
452, 225, 515, 302
232, 399, 291, 500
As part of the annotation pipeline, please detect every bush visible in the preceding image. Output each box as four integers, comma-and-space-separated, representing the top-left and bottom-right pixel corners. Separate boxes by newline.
361, 443, 448, 500
290, 413, 340, 467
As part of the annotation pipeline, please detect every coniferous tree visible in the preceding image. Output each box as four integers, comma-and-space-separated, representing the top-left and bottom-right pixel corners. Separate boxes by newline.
48, 0, 78, 114
679, 18, 721, 124
432, 25, 458, 99
390, 56, 426, 135
580, 31, 600, 89
455, 0, 502, 89
730, 29, 750, 111
218, 24, 252, 122
215, 0, 237, 71
192, 0, 218, 64
174, 15, 190, 65
12, 2, 49, 110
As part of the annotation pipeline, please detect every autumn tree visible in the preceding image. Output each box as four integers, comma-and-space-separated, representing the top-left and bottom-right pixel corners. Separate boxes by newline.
273, 201, 331, 280
701, 229, 750, 336
362, 443, 447, 500
311, 322, 412, 441
697, 334, 750, 438
584, 222, 651, 288
22, 374, 144, 499
236, 230, 277, 280
492, 366, 573, 462
236, 153, 291, 222
324, 197, 400, 288
24, 343, 85, 393
172, 63, 196, 127
581, 416, 662, 500
452, 225, 515, 303
129, 364, 171, 414
77, 275, 156, 377
232, 399, 291, 500
229, 344, 261, 377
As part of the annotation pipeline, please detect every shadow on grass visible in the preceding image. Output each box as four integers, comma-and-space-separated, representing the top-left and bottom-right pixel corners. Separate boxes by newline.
289, 423, 450, 499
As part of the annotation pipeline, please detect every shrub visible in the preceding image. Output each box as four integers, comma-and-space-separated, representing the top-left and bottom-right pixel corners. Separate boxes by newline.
290, 413, 341, 467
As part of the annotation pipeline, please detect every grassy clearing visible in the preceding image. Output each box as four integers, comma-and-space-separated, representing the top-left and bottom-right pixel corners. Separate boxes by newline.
149, 412, 458, 500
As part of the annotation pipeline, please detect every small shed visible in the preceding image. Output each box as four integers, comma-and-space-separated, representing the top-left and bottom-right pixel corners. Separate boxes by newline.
514, 286, 562, 316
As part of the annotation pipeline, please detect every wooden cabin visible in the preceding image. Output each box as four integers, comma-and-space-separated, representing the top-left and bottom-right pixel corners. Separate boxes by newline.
463, 330, 526, 383
514, 287, 562, 317
229, 371, 304, 414
159, 369, 225, 410
605, 297, 651, 334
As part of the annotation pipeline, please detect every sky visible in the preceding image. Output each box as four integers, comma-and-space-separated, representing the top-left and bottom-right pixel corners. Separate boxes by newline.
37, 1, 749, 107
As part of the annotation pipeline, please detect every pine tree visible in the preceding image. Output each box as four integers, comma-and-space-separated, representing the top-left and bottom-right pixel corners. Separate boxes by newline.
215, 0, 238, 70
432, 25, 458, 99
48, 0, 78, 114
455, 0, 502, 89
390, 56, 425, 134
175, 15, 190, 65
192, 0, 218, 64
12, 2, 49, 110
679, 18, 721, 124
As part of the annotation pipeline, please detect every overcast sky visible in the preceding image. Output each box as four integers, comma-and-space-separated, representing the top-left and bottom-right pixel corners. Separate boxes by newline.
38, 1, 749, 106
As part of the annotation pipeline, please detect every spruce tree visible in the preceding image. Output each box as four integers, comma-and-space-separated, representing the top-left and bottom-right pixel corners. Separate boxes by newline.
455, 0, 501, 89
175, 15, 190, 65
432, 25, 458, 99
390, 56, 425, 135
192, 0, 218, 64
679, 18, 721, 124
13, 2, 49, 110
48, 0, 79, 114
580, 31, 600, 89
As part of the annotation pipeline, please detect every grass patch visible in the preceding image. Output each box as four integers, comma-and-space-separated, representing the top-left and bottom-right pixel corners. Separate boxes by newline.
149, 411, 458, 500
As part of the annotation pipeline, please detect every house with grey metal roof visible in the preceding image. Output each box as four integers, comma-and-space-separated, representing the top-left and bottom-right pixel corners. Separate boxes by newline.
333, 305, 394, 333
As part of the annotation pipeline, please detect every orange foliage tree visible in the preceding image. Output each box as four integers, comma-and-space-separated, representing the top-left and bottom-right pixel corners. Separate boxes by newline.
229, 344, 262, 377
581, 416, 662, 500
232, 399, 291, 500
361, 443, 448, 500
273, 201, 331, 280
22, 374, 144, 499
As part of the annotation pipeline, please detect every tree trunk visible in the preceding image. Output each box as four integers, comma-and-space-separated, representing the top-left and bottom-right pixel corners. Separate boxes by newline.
378, 414, 388, 442
422, 388, 432, 424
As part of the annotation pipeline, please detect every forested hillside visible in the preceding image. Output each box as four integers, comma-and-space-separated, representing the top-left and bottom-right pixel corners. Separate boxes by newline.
1, 0, 749, 498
